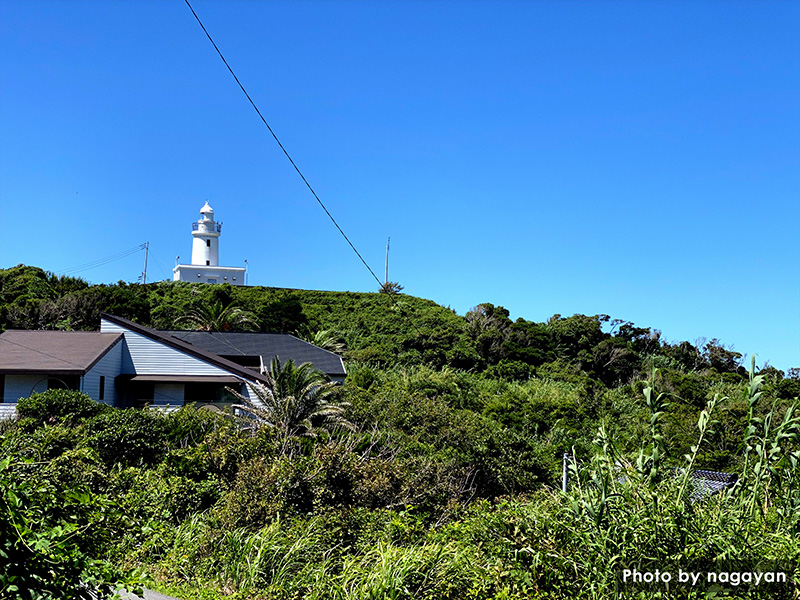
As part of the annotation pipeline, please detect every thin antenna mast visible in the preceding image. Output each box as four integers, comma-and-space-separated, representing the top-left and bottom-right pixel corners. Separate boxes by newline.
141, 242, 150, 284
385, 237, 390, 285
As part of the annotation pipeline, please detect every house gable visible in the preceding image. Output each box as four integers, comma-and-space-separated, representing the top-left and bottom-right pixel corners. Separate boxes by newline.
81, 338, 123, 406
99, 314, 269, 383
101, 318, 236, 377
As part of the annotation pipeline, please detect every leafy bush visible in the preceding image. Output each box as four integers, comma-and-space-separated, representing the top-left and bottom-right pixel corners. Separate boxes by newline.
119, 468, 221, 524
17, 389, 110, 425
0, 456, 140, 599
221, 456, 313, 527
484, 359, 534, 382
0, 422, 84, 463
86, 409, 169, 467
164, 404, 227, 448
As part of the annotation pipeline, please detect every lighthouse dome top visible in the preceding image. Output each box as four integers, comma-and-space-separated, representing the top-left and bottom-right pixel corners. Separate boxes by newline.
199, 201, 215, 217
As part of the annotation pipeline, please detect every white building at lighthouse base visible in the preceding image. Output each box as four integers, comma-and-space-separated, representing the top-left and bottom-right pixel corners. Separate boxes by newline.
173, 264, 246, 285
173, 201, 246, 286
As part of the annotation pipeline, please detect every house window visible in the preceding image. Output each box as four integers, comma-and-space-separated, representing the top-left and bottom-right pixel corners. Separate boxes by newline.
185, 382, 239, 404
47, 376, 80, 391
0, 374, 4, 403
206, 239, 211, 247
129, 381, 154, 409
99, 376, 105, 401
207, 278, 217, 284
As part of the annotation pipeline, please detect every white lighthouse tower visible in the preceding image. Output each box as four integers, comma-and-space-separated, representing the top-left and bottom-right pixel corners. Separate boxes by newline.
173, 202, 246, 285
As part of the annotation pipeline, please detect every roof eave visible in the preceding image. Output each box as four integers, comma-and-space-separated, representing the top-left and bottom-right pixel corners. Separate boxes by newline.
0, 368, 85, 376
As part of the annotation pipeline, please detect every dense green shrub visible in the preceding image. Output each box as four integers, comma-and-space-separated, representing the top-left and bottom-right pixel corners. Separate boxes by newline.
221, 456, 314, 527
776, 377, 800, 400
484, 359, 535, 381
0, 456, 139, 599
164, 404, 227, 448
86, 409, 169, 467
17, 389, 111, 425
346, 366, 377, 391
119, 468, 221, 524
0, 422, 84, 462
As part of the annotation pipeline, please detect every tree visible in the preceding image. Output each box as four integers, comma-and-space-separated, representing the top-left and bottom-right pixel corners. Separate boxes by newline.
295, 327, 346, 354
174, 300, 259, 332
703, 338, 744, 374
464, 303, 513, 365
546, 313, 609, 365
379, 281, 404, 294
229, 358, 354, 438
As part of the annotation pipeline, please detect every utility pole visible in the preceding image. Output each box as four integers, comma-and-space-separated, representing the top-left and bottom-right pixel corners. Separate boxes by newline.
142, 242, 149, 284
244, 259, 248, 286
384, 237, 390, 285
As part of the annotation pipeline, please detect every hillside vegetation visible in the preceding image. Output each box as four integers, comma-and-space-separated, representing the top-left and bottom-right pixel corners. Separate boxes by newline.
1, 264, 798, 599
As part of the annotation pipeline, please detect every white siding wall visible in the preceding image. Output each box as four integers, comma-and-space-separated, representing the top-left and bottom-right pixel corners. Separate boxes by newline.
3, 374, 47, 403
173, 265, 245, 285
81, 341, 123, 406
236, 380, 262, 405
101, 319, 236, 376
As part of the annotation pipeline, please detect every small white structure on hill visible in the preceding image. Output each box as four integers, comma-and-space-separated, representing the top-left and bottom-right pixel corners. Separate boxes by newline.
173, 202, 246, 285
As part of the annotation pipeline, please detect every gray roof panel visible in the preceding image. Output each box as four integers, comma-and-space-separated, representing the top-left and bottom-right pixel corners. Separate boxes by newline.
163, 331, 346, 377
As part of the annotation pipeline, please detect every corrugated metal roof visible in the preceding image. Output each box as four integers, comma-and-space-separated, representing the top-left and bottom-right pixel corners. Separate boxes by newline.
163, 330, 347, 377
0, 331, 123, 375
683, 469, 738, 502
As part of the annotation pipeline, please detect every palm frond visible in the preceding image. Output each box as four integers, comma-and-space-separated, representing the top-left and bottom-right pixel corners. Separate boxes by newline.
228, 357, 354, 438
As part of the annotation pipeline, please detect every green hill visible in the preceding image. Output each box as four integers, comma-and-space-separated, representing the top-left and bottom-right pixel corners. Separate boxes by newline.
3, 263, 786, 383
2, 264, 799, 599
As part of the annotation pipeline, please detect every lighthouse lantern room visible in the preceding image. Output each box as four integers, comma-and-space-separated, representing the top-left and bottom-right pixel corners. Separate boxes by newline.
173, 202, 246, 285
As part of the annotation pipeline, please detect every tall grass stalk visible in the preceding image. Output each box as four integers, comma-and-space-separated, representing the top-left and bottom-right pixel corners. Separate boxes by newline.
676, 392, 724, 505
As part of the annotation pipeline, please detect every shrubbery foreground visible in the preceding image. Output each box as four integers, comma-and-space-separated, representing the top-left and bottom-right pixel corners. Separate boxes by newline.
1, 358, 798, 599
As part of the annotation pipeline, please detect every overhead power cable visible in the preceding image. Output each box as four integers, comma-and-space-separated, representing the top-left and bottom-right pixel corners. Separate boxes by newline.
183, 0, 383, 290
58, 244, 147, 276
146, 249, 174, 282
0, 337, 88, 370
183, 1, 421, 335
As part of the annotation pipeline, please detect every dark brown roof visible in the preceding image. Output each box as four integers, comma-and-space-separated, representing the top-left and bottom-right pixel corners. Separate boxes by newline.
100, 314, 270, 385
0, 331, 123, 375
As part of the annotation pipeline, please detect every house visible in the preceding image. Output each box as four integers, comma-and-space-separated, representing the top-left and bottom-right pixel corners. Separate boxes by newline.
0, 313, 346, 417
0, 330, 125, 418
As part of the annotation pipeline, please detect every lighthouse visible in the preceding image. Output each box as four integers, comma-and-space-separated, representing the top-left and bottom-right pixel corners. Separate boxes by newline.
192, 201, 220, 267
173, 202, 246, 285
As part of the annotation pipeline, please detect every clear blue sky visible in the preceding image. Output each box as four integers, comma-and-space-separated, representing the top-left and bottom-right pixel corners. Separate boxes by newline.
1, 0, 798, 370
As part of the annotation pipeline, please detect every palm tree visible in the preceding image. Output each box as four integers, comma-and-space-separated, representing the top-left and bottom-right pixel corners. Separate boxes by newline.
229, 357, 354, 438
174, 300, 259, 332
295, 327, 346, 355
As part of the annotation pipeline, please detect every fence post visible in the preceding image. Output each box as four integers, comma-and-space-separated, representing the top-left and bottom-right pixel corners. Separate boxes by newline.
562, 452, 570, 493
